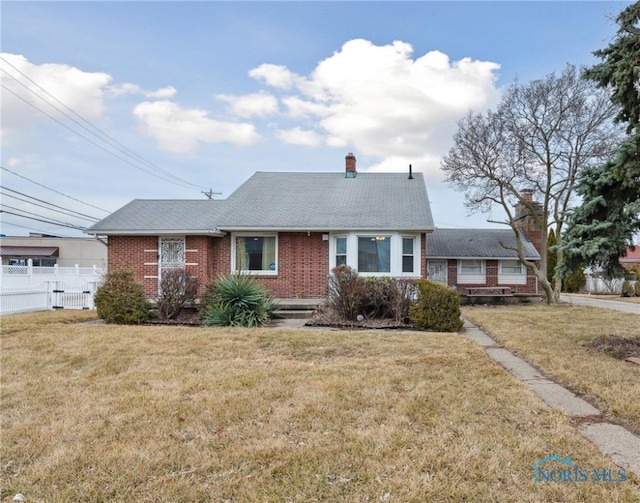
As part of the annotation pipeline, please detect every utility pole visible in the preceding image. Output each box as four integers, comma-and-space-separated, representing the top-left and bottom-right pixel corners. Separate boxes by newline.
201, 188, 221, 199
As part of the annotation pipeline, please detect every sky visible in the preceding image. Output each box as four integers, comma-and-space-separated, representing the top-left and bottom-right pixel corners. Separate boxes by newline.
0, 0, 633, 237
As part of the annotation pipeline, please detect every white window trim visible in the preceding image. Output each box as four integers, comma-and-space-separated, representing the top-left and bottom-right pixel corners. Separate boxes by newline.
231, 232, 278, 275
457, 259, 486, 284
329, 232, 421, 277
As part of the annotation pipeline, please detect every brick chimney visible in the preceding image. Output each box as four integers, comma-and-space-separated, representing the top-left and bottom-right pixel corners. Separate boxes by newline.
345, 152, 356, 178
514, 189, 543, 253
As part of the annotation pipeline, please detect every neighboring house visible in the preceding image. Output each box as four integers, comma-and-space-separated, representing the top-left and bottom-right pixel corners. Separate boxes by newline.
426, 228, 541, 295
87, 153, 543, 300
87, 154, 434, 299
0, 234, 107, 268
621, 246, 640, 272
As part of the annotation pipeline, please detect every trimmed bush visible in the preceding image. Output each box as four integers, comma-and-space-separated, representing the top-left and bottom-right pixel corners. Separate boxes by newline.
409, 279, 463, 332
156, 268, 199, 320
202, 273, 275, 327
94, 269, 151, 324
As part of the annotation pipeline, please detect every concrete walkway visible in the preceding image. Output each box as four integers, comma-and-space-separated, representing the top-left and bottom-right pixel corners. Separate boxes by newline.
560, 294, 640, 314
463, 320, 640, 476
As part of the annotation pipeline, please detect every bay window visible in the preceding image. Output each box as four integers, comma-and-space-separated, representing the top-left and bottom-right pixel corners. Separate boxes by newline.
331, 232, 420, 276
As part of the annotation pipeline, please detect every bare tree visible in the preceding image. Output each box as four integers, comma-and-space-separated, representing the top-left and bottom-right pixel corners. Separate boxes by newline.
441, 65, 620, 303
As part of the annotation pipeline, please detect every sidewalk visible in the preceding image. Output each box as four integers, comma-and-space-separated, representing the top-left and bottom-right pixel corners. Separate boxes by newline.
463, 319, 640, 476
560, 294, 640, 314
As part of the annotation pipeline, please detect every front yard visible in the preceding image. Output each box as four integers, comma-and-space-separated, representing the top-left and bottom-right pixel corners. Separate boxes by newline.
1, 309, 639, 502
462, 303, 640, 435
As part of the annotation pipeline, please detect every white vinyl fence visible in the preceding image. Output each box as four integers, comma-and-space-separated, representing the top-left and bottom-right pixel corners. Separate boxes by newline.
584, 271, 637, 295
0, 259, 105, 315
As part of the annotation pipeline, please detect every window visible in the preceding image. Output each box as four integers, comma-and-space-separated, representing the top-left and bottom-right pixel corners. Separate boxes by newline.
402, 237, 414, 273
457, 259, 485, 284
335, 236, 347, 266
235, 235, 277, 273
498, 259, 526, 285
500, 260, 523, 274
358, 236, 390, 273
459, 259, 483, 274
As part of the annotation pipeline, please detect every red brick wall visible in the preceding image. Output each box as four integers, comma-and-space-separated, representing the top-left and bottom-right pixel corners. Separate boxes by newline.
108, 235, 159, 297
184, 236, 215, 296
108, 235, 218, 298
258, 232, 329, 298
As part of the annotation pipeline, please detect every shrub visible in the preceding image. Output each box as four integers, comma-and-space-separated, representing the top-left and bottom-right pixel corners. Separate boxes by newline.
636, 280, 640, 297
360, 277, 417, 322
409, 279, 463, 332
327, 265, 366, 321
94, 269, 151, 324
156, 268, 199, 320
621, 280, 636, 297
202, 273, 275, 327
563, 267, 585, 293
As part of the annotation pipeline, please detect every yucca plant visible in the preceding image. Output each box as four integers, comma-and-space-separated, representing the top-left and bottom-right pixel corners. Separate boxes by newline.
202, 273, 276, 327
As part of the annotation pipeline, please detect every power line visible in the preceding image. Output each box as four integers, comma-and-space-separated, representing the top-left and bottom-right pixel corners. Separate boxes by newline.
0, 165, 109, 213
1, 204, 87, 228
1, 56, 209, 191
0, 210, 88, 231
1, 85, 206, 191
0, 220, 74, 237
0, 189, 100, 222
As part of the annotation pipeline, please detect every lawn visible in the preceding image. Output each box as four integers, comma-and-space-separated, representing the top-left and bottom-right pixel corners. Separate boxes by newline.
462, 302, 640, 436
1, 310, 639, 502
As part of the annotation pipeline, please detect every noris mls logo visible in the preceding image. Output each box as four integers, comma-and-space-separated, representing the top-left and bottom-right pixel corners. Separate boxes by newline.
532, 455, 627, 484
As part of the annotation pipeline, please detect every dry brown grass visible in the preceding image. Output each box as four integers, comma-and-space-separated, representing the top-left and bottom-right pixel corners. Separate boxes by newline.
462, 303, 640, 435
1, 310, 639, 502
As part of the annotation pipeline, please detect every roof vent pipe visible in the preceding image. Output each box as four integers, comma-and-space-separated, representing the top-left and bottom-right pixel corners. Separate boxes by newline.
408, 164, 414, 180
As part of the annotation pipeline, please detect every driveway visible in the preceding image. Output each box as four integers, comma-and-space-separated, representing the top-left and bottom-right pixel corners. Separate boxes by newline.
560, 294, 640, 314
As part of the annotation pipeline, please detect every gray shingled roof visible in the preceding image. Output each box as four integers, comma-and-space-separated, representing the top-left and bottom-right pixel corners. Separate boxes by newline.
87, 200, 226, 235
221, 172, 434, 231
426, 228, 540, 259
87, 171, 435, 235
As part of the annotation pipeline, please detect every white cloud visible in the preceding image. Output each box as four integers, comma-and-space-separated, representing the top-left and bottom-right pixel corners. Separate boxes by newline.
107, 83, 177, 99
217, 91, 278, 118
276, 127, 322, 147
247, 39, 501, 176
0, 53, 112, 139
133, 100, 260, 153
249, 64, 300, 89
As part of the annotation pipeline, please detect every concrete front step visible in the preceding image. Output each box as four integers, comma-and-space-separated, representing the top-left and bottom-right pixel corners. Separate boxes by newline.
273, 309, 316, 320
273, 299, 322, 320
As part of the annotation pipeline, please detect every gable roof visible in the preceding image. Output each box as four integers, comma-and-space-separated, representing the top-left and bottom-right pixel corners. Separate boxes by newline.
87, 200, 226, 235
87, 171, 435, 235
221, 172, 434, 231
426, 228, 540, 259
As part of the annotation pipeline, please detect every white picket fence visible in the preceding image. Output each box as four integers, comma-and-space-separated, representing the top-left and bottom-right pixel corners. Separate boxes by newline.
0, 260, 105, 315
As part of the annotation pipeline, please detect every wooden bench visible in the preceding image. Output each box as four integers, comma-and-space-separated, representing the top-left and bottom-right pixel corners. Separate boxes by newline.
464, 287, 513, 304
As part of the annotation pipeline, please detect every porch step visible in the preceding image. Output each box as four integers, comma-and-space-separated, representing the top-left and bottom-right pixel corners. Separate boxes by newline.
273, 298, 323, 320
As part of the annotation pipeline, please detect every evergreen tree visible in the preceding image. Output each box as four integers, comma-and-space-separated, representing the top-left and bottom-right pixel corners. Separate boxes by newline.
562, 2, 640, 278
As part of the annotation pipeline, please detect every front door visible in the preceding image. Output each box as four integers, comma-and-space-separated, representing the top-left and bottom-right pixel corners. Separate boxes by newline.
159, 237, 185, 289
427, 260, 448, 285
